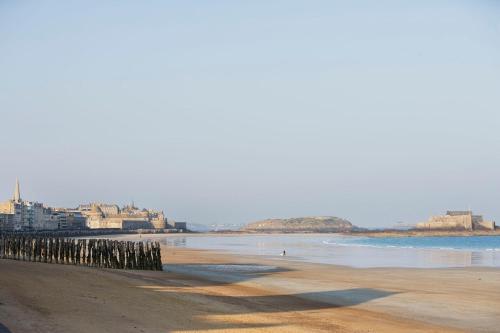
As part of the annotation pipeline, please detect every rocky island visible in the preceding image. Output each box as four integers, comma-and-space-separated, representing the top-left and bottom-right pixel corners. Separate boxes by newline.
243, 216, 354, 233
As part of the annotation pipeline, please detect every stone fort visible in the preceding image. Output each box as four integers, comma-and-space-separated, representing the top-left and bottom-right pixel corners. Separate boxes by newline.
416, 211, 496, 231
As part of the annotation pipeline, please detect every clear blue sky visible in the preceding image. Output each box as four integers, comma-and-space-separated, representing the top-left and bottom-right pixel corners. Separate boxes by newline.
1, 1, 499, 227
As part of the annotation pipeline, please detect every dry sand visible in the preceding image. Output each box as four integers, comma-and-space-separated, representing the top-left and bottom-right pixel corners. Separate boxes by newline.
1, 244, 499, 333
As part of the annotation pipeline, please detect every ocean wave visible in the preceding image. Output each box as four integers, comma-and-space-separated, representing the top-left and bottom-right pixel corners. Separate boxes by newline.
322, 240, 417, 250
321, 239, 500, 252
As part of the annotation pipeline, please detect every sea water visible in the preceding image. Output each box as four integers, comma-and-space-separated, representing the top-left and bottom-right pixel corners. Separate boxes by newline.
161, 234, 500, 268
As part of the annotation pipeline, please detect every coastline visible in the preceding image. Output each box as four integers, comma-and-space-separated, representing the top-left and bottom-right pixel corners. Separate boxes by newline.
1, 238, 499, 332
344, 229, 500, 238
205, 229, 500, 238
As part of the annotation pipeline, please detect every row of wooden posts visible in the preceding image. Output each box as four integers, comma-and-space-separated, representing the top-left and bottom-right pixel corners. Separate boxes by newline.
0, 235, 163, 270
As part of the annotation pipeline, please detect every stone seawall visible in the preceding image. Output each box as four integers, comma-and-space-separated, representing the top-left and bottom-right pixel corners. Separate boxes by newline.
417, 212, 496, 231
417, 215, 473, 230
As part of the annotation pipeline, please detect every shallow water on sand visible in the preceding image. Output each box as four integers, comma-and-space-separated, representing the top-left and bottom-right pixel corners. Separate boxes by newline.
160, 234, 500, 269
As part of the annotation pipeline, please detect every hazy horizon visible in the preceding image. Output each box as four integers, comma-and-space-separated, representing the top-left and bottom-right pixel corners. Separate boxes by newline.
1, 1, 499, 228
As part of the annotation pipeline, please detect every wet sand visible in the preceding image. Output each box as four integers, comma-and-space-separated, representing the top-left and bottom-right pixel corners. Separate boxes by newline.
0, 245, 499, 332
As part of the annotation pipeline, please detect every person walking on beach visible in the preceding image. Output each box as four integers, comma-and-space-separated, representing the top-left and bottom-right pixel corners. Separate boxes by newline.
281, 249, 286, 256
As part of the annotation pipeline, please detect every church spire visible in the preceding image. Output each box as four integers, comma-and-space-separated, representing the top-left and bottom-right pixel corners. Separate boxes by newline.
13, 178, 21, 202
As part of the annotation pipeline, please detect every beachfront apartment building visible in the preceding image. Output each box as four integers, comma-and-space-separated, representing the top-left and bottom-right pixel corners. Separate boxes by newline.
0, 180, 45, 231
0, 212, 15, 231
0, 180, 168, 231
0, 180, 76, 231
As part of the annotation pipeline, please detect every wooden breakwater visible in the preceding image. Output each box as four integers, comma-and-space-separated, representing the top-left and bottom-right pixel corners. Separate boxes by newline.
0, 236, 162, 270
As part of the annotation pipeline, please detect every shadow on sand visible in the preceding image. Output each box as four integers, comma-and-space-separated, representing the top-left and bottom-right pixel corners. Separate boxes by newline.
0, 259, 400, 332
163, 263, 292, 285
149, 287, 398, 311
133, 263, 399, 331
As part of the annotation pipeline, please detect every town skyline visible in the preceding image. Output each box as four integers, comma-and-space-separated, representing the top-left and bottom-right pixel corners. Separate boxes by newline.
1, 178, 498, 229
0, 179, 184, 232
1, 178, 165, 212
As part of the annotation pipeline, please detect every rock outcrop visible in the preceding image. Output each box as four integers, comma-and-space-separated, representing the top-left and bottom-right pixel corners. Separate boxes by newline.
243, 216, 353, 233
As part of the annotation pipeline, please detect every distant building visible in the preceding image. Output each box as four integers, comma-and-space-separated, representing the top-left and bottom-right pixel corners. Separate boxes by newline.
78, 203, 120, 215
63, 210, 87, 229
78, 202, 167, 230
417, 211, 496, 231
42, 208, 87, 230
0, 180, 81, 231
40, 208, 64, 230
0, 180, 45, 230
0, 180, 171, 232
174, 222, 187, 231
0, 212, 15, 231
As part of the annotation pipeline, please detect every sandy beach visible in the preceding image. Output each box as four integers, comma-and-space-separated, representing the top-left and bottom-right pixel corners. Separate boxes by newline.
1, 243, 499, 333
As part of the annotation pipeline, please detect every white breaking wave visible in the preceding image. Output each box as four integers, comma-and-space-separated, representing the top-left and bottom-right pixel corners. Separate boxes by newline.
322, 240, 417, 250
321, 239, 500, 252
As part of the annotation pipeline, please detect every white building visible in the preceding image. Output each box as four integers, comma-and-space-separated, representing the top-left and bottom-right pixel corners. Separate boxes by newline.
0, 180, 83, 231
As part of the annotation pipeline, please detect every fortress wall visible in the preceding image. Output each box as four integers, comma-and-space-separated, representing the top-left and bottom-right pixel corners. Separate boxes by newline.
417, 211, 496, 231
86, 216, 162, 230
416, 221, 468, 230
417, 215, 473, 230
472, 215, 484, 223
151, 219, 166, 229
86, 219, 101, 229
122, 219, 153, 230
475, 220, 496, 230
87, 218, 123, 229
